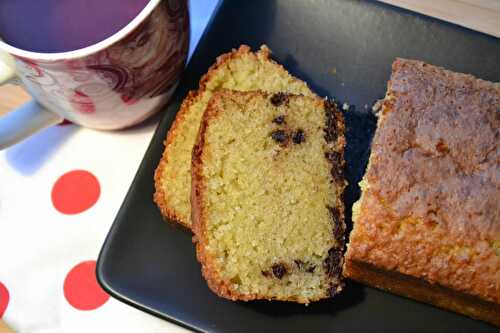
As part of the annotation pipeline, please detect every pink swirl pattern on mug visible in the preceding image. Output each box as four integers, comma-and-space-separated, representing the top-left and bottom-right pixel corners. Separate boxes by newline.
71, 90, 96, 114
13, 0, 189, 130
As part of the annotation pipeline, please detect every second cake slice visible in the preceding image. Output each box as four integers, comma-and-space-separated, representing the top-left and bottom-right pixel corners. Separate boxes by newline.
192, 90, 346, 303
154, 45, 314, 228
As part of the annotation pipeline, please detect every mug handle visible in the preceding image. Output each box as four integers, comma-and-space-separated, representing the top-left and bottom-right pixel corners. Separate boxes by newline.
0, 51, 63, 150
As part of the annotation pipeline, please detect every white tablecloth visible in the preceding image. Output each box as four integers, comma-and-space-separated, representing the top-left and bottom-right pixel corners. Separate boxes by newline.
0, 1, 218, 332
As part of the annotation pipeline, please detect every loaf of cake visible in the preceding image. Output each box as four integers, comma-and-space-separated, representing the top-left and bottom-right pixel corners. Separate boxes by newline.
344, 59, 500, 325
192, 90, 346, 303
154, 45, 314, 228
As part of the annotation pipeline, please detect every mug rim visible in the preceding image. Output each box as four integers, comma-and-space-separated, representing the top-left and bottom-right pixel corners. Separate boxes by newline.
0, 0, 162, 61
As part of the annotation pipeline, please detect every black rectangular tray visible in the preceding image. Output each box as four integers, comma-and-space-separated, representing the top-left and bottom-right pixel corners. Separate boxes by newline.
97, 1, 500, 332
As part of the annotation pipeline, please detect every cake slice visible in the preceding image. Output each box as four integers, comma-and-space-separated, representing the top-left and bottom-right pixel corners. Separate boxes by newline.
344, 59, 500, 325
154, 45, 315, 228
191, 90, 346, 303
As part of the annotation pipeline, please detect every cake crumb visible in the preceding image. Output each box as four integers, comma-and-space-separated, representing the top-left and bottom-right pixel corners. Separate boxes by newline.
371, 99, 384, 115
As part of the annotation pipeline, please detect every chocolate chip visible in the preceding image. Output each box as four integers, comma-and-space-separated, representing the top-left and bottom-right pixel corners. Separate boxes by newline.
325, 151, 344, 184
272, 263, 288, 279
270, 92, 288, 106
294, 260, 304, 269
327, 206, 345, 243
326, 284, 342, 297
261, 270, 272, 278
294, 260, 316, 273
332, 225, 345, 244
273, 115, 286, 124
292, 129, 305, 144
323, 248, 343, 277
271, 130, 288, 144
331, 167, 344, 184
324, 99, 337, 112
327, 206, 340, 223
306, 265, 316, 273
325, 151, 341, 165
324, 99, 340, 142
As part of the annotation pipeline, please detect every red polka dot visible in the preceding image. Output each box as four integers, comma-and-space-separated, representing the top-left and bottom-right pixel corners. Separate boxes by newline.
64, 261, 109, 310
51, 170, 100, 214
0, 282, 9, 318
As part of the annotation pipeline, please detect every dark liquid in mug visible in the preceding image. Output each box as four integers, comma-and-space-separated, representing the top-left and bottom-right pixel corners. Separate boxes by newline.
0, 0, 150, 53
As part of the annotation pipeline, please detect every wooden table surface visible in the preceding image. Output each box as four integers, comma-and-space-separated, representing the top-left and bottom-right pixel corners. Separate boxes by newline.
0, 320, 14, 333
0, 84, 30, 116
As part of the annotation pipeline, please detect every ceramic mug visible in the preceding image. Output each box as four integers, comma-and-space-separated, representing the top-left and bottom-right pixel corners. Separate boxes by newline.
0, 0, 189, 149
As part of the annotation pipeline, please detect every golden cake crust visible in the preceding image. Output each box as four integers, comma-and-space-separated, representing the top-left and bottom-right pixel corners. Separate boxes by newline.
192, 90, 346, 302
345, 58, 500, 325
154, 45, 313, 228
154, 90, 198, 228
